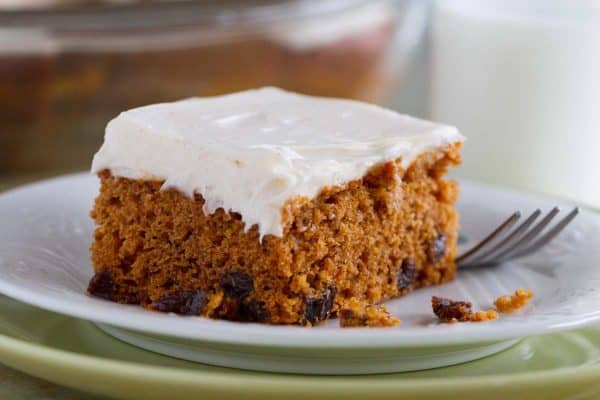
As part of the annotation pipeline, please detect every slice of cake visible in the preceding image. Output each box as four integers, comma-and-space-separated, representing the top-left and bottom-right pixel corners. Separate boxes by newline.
88, 87, 464, 326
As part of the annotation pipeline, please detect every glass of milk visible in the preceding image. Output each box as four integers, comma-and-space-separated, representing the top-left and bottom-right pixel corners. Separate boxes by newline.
431, 0, 600, 209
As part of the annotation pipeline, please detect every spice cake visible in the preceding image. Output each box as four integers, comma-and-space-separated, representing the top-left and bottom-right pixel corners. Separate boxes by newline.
89, 87, 464, 325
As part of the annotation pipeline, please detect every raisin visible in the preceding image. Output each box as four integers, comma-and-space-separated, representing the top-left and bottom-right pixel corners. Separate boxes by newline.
87, 270, 118, 301
397, 259, 416, 292
238, 299, 270, 323
220, 271, 254, 299
151, 290, 208, 315
339, 309, 367, 327
431, 296, 472, 322
304, 285, 337, 325
87, 270, 141, 303
429, 233, 447, 263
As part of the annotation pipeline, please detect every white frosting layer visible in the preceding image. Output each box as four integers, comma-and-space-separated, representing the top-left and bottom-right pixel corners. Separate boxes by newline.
92, 87, 463, 238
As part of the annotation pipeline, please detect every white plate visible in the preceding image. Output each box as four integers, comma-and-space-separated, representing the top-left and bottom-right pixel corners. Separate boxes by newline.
0, 174, 599, 374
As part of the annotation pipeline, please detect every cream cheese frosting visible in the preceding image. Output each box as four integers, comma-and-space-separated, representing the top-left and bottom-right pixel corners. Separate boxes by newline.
91, 87, 463, 238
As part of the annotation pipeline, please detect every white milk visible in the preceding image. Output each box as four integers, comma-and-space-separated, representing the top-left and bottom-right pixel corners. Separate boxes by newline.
431, 0, 600, 209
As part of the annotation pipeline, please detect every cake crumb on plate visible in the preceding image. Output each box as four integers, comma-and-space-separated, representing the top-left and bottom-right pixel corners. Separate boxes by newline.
494, 289, 533, 313
470, 309, 499, 322
431, 296, 498, 323
431, 296, 473, 323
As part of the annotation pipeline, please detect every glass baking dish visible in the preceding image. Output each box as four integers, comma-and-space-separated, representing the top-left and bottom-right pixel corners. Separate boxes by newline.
0, 0, 427, 176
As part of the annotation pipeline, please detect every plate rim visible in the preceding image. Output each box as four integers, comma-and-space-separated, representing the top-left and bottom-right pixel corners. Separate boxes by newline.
0, 172, 599, 348
1, 324, 600, 398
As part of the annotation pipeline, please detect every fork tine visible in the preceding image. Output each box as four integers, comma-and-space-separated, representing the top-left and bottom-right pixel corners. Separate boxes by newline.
467, 209, 542, 266
512, 207, 579, 258
455, 211, 521, 265
492, 206, 560, 263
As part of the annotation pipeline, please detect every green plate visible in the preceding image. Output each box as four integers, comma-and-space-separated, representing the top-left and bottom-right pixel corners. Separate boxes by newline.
0, 295, 599, 400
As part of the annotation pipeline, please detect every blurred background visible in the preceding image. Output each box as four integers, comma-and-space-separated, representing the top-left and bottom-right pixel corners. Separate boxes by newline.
1, 0, 598, 209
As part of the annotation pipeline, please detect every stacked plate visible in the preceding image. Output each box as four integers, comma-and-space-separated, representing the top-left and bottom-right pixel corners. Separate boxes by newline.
0, 174, 599, 399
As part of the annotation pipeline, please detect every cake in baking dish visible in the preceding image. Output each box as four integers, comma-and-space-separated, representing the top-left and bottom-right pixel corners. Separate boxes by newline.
88, 87, 464, 326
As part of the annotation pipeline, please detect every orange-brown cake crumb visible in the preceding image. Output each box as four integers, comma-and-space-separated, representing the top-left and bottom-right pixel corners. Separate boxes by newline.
431, 296, 498, 323
470, 309, 499, 322
339, 298, 400, 328
494, 289, 533, 313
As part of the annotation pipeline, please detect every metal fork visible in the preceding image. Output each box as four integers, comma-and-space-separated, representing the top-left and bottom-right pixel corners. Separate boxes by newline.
457, 207, 580, 268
